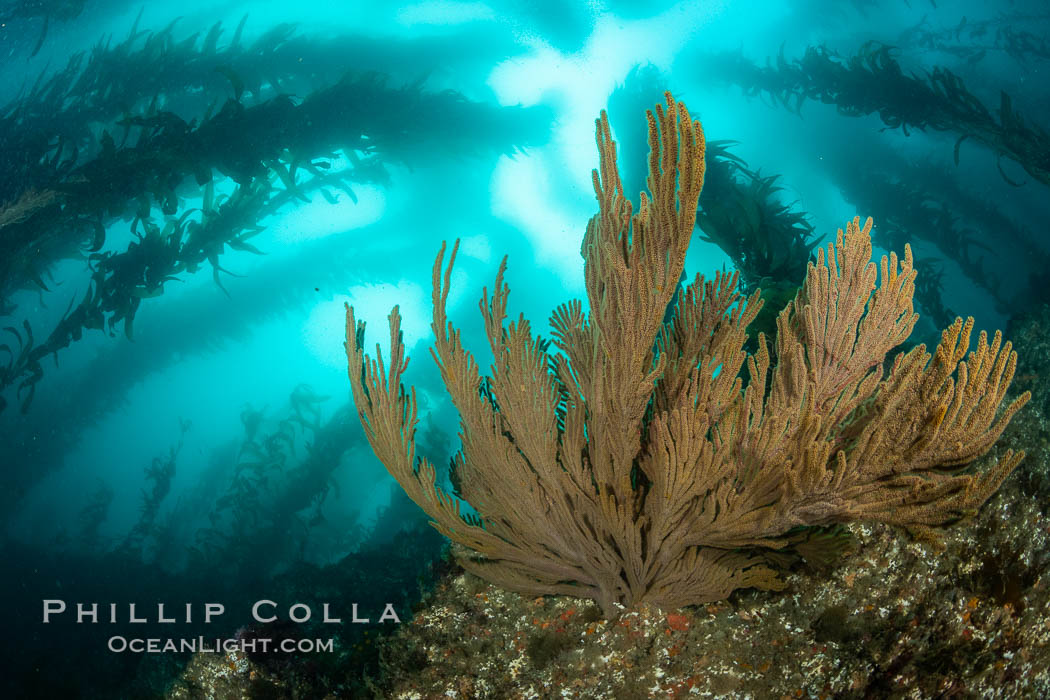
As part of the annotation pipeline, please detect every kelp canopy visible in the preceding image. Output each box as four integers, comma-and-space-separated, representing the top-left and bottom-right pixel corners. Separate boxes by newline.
707, 42, 1050, 187
0, 16, 548, 415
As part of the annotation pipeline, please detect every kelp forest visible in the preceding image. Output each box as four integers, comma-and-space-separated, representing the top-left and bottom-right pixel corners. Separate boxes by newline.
4, 1, 1050, 697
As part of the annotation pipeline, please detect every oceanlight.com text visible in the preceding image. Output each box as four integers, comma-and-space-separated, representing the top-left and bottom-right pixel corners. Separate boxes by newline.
107, 636, 336, 653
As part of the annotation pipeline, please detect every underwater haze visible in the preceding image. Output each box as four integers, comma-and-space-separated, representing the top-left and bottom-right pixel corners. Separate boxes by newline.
3, 0, 1050, 697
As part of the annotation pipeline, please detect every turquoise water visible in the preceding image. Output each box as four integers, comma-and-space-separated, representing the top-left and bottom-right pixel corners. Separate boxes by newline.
2, 1, 1048, 696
